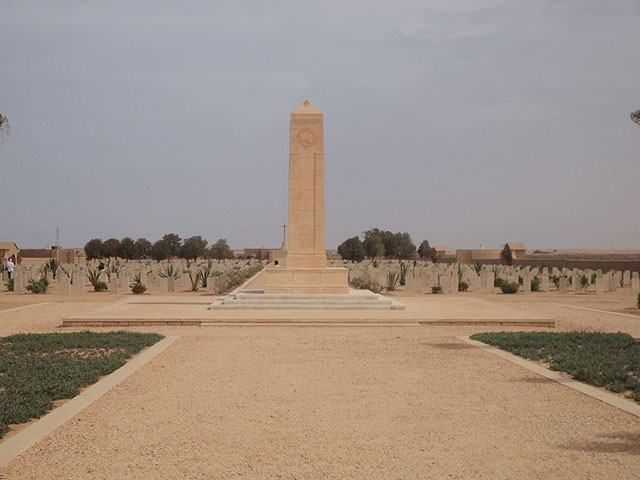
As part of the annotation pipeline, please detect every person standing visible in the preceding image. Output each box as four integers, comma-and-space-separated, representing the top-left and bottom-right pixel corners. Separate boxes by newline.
6, 258, 15, 279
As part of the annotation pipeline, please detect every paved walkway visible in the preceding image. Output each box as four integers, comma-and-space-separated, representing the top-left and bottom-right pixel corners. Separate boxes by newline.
1, 293, 640, 478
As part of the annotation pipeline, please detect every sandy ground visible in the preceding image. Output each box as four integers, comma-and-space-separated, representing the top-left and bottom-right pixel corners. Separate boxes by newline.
1, 289, 640, 478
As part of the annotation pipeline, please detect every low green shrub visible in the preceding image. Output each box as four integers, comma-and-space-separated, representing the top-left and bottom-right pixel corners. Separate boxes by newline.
458, 281, 469, 292
349, 277, 383, 294
26, 278, 48, 294
5, 278, 14, 292
500, 281, 519, 294
531, 277, 540, 292
431, 285, 443, 294
494, 277, 505, 288
580, 275, 589, 291
470, 331, 640, 403
0, 331, 163, 439
94, 281, 108, 292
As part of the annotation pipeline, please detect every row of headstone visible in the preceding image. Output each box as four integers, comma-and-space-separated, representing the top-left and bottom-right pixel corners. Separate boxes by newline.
341, 260, 640, 296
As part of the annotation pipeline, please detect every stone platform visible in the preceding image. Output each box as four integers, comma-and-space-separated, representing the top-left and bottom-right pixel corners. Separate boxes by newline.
210, 291, 405, 310
264, 267, 349, 294
60, 294, 554, 328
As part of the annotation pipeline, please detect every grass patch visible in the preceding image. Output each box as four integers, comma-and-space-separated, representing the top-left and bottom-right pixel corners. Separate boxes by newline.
0, 331, 163, 439
470, 331, 640, 403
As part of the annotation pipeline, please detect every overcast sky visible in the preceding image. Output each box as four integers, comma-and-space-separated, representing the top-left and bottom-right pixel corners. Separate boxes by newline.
1, 0, 639, 250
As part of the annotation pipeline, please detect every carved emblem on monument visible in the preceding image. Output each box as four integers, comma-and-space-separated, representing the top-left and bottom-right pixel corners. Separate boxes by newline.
296, 128, 315, 148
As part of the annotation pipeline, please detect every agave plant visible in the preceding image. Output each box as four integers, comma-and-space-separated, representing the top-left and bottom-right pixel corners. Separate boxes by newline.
199, 262, 213, 288
372, 258, 380, 268
87, 268, 107, 291
386, 271, 399, 291
47, 259, 60, 279
399, 262, 409, 286
131, 272, 146, 294
38, 264, 50, 282
188, 271, 200, 292
157, 263, 180, 279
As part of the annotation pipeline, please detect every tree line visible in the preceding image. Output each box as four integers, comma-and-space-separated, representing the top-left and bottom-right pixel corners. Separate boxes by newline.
337, 228, 437, 262
84, 234, 235, 262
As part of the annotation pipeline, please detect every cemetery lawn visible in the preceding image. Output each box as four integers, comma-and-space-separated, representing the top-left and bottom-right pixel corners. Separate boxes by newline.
471, 331, 640, 403
0, 331, 163, 439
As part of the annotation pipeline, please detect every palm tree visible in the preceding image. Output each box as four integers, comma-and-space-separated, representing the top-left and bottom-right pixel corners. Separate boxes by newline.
0, 112, 9, 145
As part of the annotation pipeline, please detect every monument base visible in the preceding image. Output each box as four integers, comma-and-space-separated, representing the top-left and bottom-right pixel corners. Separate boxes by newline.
264, 267, 349, 294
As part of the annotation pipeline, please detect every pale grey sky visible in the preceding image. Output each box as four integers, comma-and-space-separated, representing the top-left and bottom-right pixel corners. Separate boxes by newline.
1, 0, 639, 250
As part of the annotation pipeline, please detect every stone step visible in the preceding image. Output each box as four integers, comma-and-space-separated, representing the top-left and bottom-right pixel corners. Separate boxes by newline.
210, 303, 404, 310
234, 293, 379, 301
224, 297, 393, 305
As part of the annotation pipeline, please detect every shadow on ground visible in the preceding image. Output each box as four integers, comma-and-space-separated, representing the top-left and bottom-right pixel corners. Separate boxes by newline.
561, 432, 640, 455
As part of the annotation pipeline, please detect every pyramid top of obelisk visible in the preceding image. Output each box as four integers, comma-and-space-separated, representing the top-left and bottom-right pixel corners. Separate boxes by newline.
292, 99, 321, 115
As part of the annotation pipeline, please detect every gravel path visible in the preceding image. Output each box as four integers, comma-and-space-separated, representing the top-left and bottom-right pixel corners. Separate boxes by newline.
2, 292, 640, 478
1, 325, 640, 479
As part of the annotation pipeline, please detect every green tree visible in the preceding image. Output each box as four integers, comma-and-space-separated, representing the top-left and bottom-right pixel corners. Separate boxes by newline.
101, 238, 121, 258
84, 238, 103, 260
150, 240, 171, 261
500, 244, 513, 266
118, 237, 136, 259
162, 233, 182, 258
134, 238, 152, 259
418, 239, 436, 262
362, 228, 385, 258
395, 232, 416, 260
181, 236, 208, 260
209, 239, 234, 262
381, 230, 399, 258
337, 236, 365, 262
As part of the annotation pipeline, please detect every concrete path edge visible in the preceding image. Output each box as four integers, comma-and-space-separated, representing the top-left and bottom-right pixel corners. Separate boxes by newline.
458, 335, 640, 418
0, 335, 179, 468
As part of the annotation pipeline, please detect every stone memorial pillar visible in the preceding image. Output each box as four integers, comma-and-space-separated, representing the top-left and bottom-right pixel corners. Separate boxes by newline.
61, 274, 71, 296
264, 101, 348, 294
541, 275, 549, 292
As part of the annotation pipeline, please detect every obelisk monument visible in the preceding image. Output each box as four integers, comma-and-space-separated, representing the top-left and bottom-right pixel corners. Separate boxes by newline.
264, 100, 348, 294
287, 100, 327, 268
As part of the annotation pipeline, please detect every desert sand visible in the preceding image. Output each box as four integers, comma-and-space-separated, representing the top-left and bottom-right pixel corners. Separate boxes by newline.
1, 289, 639, 479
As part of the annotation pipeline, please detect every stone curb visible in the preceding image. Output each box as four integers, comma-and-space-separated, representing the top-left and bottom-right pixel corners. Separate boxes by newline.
0, 335, 179, 468
0, 302, 52, 314
552, 303, 640, 319
458, 335, 640, 418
